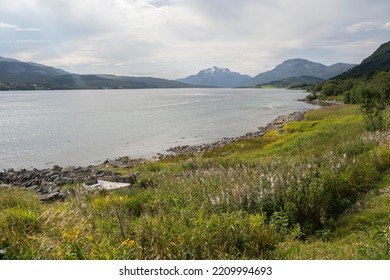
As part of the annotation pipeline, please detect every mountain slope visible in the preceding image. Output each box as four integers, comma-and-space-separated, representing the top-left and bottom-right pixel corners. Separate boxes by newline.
257, 76, 324, 88
334, 40, 390, 79
44, 74, 192, 89
177, 66, 252, 87
0, 56, 68, 83
0, 56, 193, 89
242, 59, 356, 87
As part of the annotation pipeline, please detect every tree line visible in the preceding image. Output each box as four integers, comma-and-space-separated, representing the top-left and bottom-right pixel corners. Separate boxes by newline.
306, 71, 390, 131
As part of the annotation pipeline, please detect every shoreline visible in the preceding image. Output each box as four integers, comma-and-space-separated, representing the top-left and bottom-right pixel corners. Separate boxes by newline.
164, 110, 307, 155
0, 109, 310, 201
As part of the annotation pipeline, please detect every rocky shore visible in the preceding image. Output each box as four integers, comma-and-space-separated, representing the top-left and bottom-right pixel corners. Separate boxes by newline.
0, 161, 139, 202
0, 110, 308, 202
166, 110, 307, 155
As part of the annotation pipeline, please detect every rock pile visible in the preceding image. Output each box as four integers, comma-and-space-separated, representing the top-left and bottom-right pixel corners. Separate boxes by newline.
0, 164, 138, 202
264, 111, 305, 130
100, 156, 145, 168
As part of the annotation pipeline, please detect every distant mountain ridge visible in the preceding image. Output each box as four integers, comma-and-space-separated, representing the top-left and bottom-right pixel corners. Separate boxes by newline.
0, 56, 68, 83
334, 40, 390, 79
46, 74, 192, 89
242, 59, 356, 87
177, 66, 252, 88
0, 56, 192, 89
0, 55, 361, 90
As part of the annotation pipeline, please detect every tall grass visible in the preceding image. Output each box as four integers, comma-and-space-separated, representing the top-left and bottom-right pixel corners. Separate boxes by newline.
1, 105, 389, 259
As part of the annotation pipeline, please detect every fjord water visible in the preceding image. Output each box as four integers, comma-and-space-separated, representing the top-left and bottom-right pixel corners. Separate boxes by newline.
0, 88, 317, 169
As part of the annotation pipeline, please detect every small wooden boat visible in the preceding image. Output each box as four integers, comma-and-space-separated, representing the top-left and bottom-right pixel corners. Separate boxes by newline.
83, 180, 130, 190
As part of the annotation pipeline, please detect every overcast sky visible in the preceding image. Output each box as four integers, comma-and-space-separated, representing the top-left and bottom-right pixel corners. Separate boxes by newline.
0, 0, 389, 79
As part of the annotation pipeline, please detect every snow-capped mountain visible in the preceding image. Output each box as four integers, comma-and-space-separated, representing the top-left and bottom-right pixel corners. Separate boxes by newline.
177, 66, 252, 88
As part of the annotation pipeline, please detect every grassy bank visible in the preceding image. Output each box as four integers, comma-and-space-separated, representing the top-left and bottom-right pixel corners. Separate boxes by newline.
1, 105, 389, 259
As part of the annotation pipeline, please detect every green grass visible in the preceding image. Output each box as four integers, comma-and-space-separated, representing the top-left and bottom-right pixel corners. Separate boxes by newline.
1, 105, 389, 259
273, 174, 390, 259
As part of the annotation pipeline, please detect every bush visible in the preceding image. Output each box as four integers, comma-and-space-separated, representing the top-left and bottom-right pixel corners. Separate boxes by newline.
359, 86, 386, 131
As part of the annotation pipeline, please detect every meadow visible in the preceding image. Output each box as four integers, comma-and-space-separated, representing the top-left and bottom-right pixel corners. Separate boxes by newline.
1, 104, 389, 259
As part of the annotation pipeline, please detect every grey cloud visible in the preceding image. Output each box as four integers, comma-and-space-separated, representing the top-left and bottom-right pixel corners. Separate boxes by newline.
0, 21, 41, 31
0, 0, 389, 79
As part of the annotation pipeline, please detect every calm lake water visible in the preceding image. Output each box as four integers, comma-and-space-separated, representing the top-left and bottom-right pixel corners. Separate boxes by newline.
0, 88, 318, 169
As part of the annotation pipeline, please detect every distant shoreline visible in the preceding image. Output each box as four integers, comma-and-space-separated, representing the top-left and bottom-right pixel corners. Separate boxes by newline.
162, 110, 308, 156
83, 109, 312, 167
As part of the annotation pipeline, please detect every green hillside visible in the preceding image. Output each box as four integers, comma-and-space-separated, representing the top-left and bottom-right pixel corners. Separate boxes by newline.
335, 41, 390, 79
256, 75, 324, 88
0, 56, 193, 90
306, 41, 390, 122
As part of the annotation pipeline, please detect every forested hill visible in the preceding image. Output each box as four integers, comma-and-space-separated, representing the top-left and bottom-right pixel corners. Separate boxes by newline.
306, 40, 390, 130
0, 56, 193, 90
334, 41, 390, 79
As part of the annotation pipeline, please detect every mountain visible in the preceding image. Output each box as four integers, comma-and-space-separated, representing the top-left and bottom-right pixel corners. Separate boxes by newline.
177, 66, 252, 87
96, 74, 191, 88
242, 59, 356, 87
0, 56, 68, 83
334, 41, 390, 79
0, 56, 192, 89
44, 74, 191, 89
256, 75, 324, 88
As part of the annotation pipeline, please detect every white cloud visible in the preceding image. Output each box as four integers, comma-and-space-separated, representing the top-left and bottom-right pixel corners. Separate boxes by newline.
0, 21, 41, 31
345, 21, 390, 33
0, 0, 389, 78
0, 22, 19, 29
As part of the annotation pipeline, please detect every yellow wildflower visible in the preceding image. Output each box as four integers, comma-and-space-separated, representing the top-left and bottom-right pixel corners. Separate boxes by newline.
86, 234, 95, 242
63, 228, 80, 241
121, 238, 136, 247
1, 236, 6, 242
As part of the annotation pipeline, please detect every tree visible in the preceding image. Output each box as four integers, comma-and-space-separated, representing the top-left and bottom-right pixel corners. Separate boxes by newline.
372, 71, 390, 103
358, 85, 386, 131
321, 81, 337, 96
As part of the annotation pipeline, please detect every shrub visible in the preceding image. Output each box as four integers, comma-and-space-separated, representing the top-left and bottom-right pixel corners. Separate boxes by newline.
358, 86, 386, 131
136, 211, 278, 259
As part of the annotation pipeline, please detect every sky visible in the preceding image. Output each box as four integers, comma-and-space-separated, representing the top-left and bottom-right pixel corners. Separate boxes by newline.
0, 0, 389, 79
